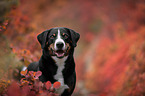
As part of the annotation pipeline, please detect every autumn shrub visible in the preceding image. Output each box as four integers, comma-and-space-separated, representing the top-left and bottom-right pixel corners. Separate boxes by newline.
0, 70, 61, 96
76, 26, 145, 96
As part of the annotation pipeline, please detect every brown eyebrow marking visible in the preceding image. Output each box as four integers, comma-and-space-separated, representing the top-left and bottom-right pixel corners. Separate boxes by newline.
62, 33, 65, 36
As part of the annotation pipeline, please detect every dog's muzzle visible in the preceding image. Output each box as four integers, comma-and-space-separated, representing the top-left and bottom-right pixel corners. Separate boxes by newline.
53, 41, 65, 58
56, 42, 64, 50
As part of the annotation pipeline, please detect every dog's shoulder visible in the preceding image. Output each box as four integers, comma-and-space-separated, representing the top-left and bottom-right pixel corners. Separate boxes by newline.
27, 62, 39, 72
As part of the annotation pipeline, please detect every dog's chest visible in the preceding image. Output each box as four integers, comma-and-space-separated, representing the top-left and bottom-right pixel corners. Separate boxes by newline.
51, 56, 69, 94
52, 56, 67, 83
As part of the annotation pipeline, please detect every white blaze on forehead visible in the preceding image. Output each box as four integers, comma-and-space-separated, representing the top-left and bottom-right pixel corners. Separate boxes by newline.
54, 29, 65, 50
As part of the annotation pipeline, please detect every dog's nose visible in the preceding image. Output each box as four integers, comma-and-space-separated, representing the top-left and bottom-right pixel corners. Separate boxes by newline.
56, 42, 64, 49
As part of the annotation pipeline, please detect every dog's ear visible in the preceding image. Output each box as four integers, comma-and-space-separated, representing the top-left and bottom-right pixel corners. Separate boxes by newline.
37, 29, 51, 49
67, 28, 80, 47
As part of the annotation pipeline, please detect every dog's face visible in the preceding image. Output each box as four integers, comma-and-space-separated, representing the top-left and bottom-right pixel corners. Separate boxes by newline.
37, 27, 80, 58
47, 28, 72, 58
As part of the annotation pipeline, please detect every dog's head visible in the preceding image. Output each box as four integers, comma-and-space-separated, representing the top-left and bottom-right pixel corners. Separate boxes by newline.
37, 27, 80, 58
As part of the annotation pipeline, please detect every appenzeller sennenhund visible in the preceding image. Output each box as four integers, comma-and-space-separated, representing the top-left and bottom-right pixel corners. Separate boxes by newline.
27, 27, 80, 96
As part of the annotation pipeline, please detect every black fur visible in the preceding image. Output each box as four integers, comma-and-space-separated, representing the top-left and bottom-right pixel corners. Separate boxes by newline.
27, 27, 80, 96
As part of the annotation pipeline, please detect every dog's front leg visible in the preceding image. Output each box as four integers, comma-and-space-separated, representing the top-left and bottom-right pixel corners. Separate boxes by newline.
55, 84, 69, 94
54, 79, 69, 95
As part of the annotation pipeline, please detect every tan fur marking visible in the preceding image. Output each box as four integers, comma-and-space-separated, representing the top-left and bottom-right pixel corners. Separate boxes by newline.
48, 43, 55, 55
65, 43, 71, 56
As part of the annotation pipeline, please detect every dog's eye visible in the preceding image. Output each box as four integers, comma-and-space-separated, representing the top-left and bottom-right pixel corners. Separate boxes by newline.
50, 34, 56, 39
62, 33, 68, 39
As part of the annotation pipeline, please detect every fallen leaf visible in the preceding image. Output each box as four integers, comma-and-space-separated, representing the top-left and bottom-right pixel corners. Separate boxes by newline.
45, 81, 52, 90
53, 82, 61, 89
20, 70, 28, 76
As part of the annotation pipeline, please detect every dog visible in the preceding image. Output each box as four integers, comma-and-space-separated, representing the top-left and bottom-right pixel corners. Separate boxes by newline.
27, 27, 80, 96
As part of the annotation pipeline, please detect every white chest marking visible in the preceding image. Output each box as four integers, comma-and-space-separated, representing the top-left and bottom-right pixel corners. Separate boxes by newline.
51, 56, 69, 94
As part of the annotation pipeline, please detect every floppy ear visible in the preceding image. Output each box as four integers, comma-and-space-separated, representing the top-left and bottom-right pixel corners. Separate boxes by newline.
37, 30, 50, 49
68, 28, 80, 47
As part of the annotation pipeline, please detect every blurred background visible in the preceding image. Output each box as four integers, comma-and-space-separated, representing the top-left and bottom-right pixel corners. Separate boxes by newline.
0, 0, 145, 96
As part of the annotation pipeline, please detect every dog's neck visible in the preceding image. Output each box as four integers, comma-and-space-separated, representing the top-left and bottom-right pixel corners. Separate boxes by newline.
51, 56, 68, 66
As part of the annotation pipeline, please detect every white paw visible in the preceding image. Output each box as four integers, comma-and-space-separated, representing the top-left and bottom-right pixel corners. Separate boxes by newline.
55, 84, 69, 94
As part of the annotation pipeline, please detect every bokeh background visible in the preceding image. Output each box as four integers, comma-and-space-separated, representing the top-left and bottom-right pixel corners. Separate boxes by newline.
0, 0, 145, 96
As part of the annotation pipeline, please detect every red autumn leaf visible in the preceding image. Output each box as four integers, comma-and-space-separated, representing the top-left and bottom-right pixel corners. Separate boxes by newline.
29, 71, 35, 76
20, 69, 28, 76
2, 25, 6, 29
35, 71, 42, 78
45, 81, 52, 90
20, 78, 25, 82
53, 82, 61, 89
20, 78, 29, 85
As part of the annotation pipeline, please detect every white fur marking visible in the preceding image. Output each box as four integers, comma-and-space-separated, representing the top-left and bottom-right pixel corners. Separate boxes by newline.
22, 66, 27, 71
52, 56, 69, 94
54, 29, 65, 50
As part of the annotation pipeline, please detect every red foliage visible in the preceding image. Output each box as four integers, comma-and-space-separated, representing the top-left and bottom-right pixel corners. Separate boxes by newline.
20, 69, 27, 76
1, 70, 61, 96
45, 81, 52, 90
76, 25, 145, 95
0, 20, 9, 32
7, 81, 21, 96
1, 0, 145, 96
53, 82, 61, 89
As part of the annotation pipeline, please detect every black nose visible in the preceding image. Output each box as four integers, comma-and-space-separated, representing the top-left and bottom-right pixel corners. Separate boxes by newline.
56, 42, 64, 49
